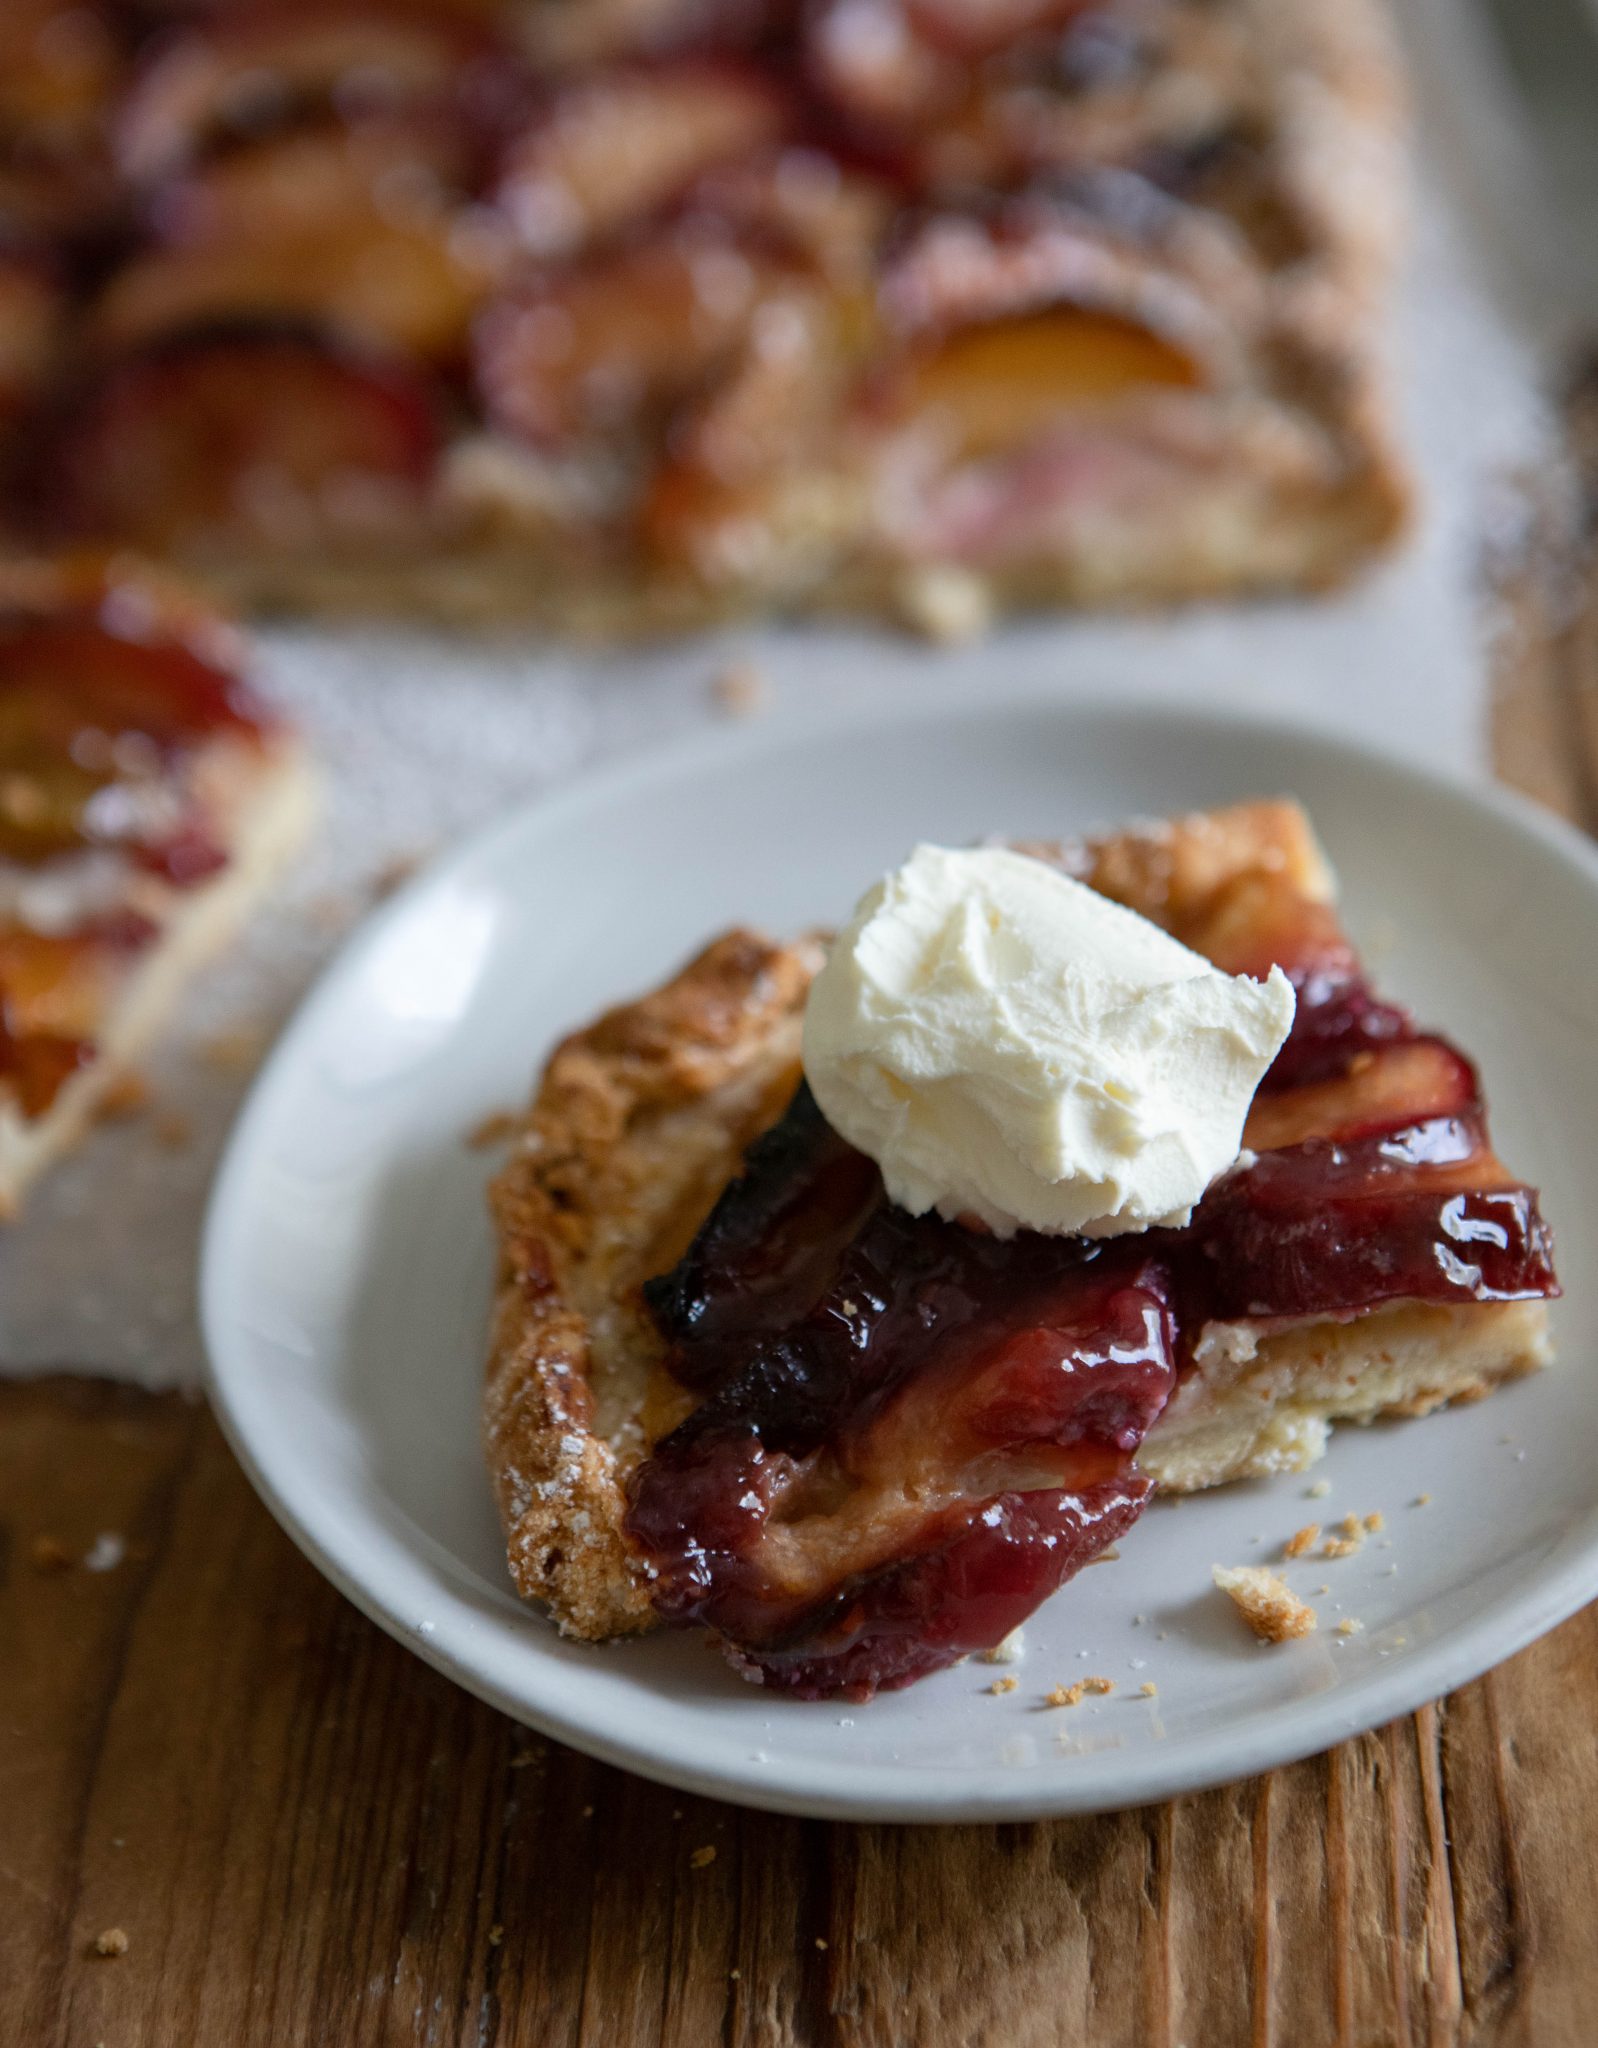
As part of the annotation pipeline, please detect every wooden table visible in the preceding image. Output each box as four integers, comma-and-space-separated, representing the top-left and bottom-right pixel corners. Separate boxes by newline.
11, 411, 1598, 2047
8, 1376, 1598, 2048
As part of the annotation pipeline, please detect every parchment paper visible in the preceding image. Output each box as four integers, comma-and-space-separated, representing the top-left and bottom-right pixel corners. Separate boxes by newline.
0, 0, 1561, 1386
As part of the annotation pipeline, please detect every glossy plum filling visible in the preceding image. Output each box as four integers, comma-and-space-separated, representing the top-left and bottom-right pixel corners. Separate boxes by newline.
0, 598, 267, 1121
0, 909, 158, 1119
625, 974, 1557, 1700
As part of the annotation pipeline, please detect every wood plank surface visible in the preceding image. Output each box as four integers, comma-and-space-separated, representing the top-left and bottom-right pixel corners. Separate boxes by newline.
5, 1375, 1598, 2048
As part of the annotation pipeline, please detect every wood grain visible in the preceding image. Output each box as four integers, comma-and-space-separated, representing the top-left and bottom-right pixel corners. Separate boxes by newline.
5, 1377, 1598, 2048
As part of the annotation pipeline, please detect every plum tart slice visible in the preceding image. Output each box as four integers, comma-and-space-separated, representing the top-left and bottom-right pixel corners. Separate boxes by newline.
0, 554, 315, 1211
484, 802, 1556, 1695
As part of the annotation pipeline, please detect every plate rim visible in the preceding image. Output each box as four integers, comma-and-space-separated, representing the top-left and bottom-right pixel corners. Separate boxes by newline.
201, 681, 1598, 1822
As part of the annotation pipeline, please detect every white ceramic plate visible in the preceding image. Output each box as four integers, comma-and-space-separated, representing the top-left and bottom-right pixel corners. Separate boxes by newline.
202, 690, 1598, 1822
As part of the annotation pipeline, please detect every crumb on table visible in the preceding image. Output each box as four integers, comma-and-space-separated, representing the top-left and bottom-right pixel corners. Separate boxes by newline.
689, 1845, 717, 1870
1213, 1564, 1317, 1643
152, 1109, 193, 1150
370, 849, 430, 901
897, 565, 993, 644
30, 1534, 72, 1572
96, 1072, 150, 1120
199, 1027, 270, 1073
710, 660, 769, 717
94, 1928, 129, 1958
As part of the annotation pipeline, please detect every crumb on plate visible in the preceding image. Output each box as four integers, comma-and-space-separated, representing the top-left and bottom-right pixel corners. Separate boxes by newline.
1213, 1564, 1317, 1643
466, 1108, 519, 1151
711, 660, 769, 717
1045, 1676, 1113, 1707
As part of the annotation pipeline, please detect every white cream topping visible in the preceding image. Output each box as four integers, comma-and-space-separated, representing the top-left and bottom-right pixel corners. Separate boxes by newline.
801, 843, 1295, 1239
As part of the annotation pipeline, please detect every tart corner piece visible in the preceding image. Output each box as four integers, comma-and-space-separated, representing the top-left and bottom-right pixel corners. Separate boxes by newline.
483, 930, 820, 1639
0, 557, 318, 1215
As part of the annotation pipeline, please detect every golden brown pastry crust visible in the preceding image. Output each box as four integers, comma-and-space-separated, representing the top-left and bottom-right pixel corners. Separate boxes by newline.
483, 930, 821, 1637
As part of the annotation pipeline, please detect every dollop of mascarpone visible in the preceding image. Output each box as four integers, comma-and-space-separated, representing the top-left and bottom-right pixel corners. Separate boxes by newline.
801, 843, 1295, 1238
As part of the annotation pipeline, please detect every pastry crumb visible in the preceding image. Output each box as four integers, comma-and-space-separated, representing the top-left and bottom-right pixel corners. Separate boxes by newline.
1413, 1493, 1432, 1507
94, 1929, 129, 1958
1306, 1479, 1332, 1499
1045, 1676, 1113, 1707
370, 849, 429, 901
979, 1627, 1025, 1664
1336, 1617, 1364, 1637
814, 1938, 829, 1951
30, 1534, 72, 1571
987, 1675, 1018, 1695
710, 660, 769, 717
1213, 1564, 1317, 1642
152, 1109, 193, 1150
96, 1071, 150, 1120
466, 1109, 519, 1150
1138, 1681, 1158, 1698
689, 1845, 717, 1869
729, 1968, 741, 1981
487, 1925, 504, 1947
897, 564, 992, 644
1321, 1534, 1362, 1559
199, 1026, 270, 1073
1282, 1523, 1320, 1559
1362, 1511, 1385, 1532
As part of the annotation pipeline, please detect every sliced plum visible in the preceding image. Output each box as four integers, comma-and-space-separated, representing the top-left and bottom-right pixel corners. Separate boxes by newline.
495, 60, 788, 259
26, 326, 442, 556
627, 931, 1558, 1696
0, 615, 265, 869
628, 1083, 1177, 1696
115, 1, 526, 188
